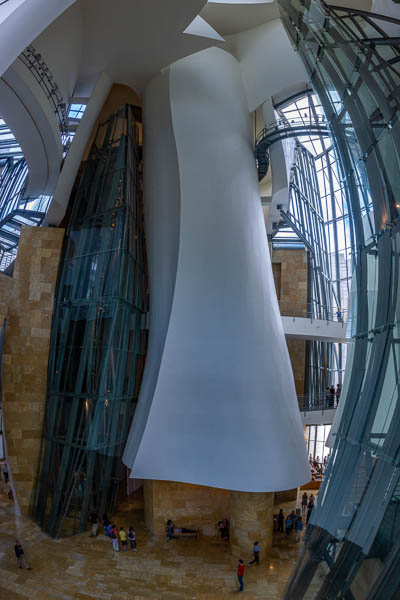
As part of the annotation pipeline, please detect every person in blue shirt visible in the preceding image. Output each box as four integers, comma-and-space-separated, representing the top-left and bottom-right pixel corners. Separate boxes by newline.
248, 541, 260, 565
296, 516, 303, 542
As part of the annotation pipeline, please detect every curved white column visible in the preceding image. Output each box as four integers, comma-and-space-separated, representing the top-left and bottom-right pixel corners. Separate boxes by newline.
123, 47, 310, 492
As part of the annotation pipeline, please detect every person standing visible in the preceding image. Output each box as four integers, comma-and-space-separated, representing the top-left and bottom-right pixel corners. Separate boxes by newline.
296, 517, 303, 542
336, 384, 342, 406
289, 510, 296, 533
301, 492, 308, 516
128, 526, 136, 550
89, 511, 98, 537
285, 515, 291, 537
248, 541, 260, 566
3, 463, 9, 484
119, 526, 127, 551
14, 541, 31, 569
278, 509, 284, 533
102, 514, 110, 535
167, 520, 174, 541
306, 498, 314, 525
110, 524, 119, 552
329, 385, 335, 408
237, 559, 245, 592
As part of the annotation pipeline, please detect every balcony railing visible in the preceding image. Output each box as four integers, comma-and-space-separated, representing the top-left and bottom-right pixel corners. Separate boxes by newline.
18, 45, 68, 144
278, 300, 349, 324
298, 392, 340, 412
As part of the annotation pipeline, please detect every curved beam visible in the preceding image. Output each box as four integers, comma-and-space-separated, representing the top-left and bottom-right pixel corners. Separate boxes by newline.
255, 118, 330, 180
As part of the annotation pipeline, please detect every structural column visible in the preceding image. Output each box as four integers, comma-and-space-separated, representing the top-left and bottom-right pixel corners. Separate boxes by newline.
230, 491, 274, 559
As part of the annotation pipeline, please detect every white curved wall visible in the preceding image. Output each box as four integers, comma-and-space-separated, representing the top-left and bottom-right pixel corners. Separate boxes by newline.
1, 60, 63, 196
227, 19, 307, 112
123, 47, 310, 492
0, 0, 76, 78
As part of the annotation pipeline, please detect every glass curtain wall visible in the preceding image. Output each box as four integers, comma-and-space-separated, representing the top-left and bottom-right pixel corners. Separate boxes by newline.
274, 93, 351, 397
278, 0, 400, 598
31, 105, 148, 538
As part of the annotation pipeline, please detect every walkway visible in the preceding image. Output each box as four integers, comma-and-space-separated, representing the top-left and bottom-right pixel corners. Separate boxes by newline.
0, 483, 310, 599
255, 117, 330, 180
280, 301, 351, 343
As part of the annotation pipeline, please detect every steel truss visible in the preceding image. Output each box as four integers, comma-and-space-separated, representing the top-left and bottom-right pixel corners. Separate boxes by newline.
30, 105, 148, 538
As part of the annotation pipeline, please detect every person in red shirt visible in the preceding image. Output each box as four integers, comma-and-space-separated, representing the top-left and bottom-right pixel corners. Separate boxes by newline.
237, 559, 245, 592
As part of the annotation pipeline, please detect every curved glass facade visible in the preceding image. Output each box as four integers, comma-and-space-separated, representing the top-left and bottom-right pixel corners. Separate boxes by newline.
31, 105, 148, 537
278, 0, 400, 597
273, 92, 352, 398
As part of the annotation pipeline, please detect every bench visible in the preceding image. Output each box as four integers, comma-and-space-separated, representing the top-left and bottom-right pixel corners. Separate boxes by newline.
172, 530, 200, 540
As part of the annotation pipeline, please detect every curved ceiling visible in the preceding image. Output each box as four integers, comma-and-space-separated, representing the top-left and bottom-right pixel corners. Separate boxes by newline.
200, 1, 279, 35
77, 0, 223, 94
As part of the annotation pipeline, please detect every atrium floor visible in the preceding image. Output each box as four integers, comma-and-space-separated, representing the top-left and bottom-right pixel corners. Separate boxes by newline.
0, 483, 314, 599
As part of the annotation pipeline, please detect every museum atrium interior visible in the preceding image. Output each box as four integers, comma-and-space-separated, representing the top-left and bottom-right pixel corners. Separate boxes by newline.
0, 0, 400, 598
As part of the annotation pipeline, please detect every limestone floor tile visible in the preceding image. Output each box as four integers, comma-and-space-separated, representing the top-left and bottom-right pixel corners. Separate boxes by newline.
0, 482, 318, 599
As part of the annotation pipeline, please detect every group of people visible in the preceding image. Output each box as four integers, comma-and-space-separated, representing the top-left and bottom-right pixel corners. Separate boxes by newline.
277, 509, 304, 541
93, 513, 137, 552
326, 384, 341, 408
309, 453, 329, 476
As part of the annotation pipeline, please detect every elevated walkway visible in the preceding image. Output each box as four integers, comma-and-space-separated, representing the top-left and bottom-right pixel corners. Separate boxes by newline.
280, 301, 351, 342
297, 394, 338, 424
255, 117, 330, 180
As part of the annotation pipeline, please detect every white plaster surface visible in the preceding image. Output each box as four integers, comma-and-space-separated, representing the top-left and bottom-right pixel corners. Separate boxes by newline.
123, 47, 310, 493
282, 316, 349, 343
0, 0, 75, 78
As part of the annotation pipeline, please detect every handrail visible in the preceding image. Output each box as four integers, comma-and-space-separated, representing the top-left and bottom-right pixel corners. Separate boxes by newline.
256, 116, 329, 146
18, 45, 68, 143
278, 300, 350, 324
298, 392, 340, 412
255, 117, 330, 180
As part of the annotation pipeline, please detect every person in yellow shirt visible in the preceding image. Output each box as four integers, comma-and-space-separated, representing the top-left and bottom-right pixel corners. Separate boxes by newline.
119, 526, 127, 551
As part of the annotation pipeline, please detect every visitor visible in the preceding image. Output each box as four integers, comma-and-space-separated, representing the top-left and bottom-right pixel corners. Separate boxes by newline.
329, 385, 335, 408
289, 510, 296, 533
336, 309, 343, 323
278, 509, 284, 533
119, 526, 127, 551
296, 516, 303, 542
110, 524, 119, 551
105, 522, 112, 537
218, 518, 229, 540
336, 384, 342, 406
167, 520, 174, 541
14, 540, 31, 570
128, 526, 136, 550
3, 463, 9, 484
89, 511, 98, 537
306, 505, 313, 524
248, 541, 260, 566
307, 497, 314, 524
237, 559, 245, 592
301, 492, 308, 516
285, 515, 291, 537
325, 387, 331, 405
102, 513, 110, 535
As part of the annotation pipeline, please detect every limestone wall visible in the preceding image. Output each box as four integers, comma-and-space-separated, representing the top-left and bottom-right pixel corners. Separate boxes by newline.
2, 225, 64, 513
144, 480, 230, 537
272, 248, 308, 394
